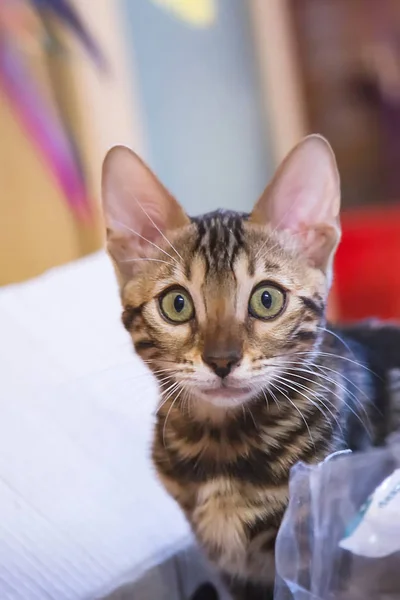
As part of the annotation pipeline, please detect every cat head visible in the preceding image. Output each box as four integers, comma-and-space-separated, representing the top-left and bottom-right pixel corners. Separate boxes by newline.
102, 135, 340, 412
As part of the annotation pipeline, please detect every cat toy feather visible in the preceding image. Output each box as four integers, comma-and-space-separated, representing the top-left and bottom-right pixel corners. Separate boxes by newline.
0, 0, 105, 221
31, 0, 106, 69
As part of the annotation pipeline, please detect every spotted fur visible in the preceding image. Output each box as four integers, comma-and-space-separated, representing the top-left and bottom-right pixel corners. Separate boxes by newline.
101, 138, 400, 599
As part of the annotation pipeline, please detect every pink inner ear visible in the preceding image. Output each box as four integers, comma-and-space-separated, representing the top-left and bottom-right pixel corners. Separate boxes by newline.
107, 198, 168, 262
250, 136, 341, 274
271, 187, 314, 231
261, 139, 340, 233
136, 217, 165, 256
295, 224, 338, 269
102, 145, 191, 282
266, 174, 340, 272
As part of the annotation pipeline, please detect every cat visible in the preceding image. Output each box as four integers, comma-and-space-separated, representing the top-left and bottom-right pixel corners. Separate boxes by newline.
101, 135, 400, 600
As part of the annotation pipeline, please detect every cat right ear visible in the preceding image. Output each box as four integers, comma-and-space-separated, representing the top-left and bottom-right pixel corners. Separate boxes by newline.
101, 146, 189, 283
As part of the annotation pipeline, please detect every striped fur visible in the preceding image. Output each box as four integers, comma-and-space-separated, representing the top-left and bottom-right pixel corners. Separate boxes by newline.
116, 210, 398, 597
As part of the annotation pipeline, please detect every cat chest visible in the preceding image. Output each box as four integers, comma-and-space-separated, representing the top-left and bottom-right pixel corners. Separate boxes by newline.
190, 477, 287, 578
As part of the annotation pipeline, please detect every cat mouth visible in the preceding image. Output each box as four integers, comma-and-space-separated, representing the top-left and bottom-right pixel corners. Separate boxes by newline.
202, 387, 248, 397
198, 384, 253, 403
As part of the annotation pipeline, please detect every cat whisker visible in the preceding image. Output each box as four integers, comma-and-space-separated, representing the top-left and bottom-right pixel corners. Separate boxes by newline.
131, 367, 176, 378
143, 359, 189, 370
307, 388, 348, 442
158, 382, 180, 398
131, 193, 185, 262
162, 386, 185, 448
272, 350, 382, 380
273, 376, 341, 442
278, 368, 367, 440
158, 378, 180, 395
315, 363, 376, 406
260, 387, 270, 410
254, 238, 278, 262
267, 386, 282, 411
255, 228, 306, 262
111, 219, 180, 266
316, 326, 356, 358
156, 371, 187, 379
269, 378, 316, 451
254, 227, 289, 261
271, 359, 377, 433
274, 372, 344, 438
186, 391, 193, 417
155, 374, 175, 385
180, 389, 191, 416
157, 380, 181, 412
273, 363, 373, 426
309, 367, 374, 426
280, 365, 369, 444
162, 398, 178, 449
303, 351, 381, 379
142, 362, 187, 374
313, 395, 344, 439
244, 403, 258, 429
122, 257, 175, 267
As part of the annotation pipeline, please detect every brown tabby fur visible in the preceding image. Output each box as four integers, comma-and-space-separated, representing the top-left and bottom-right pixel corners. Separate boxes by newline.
122, 216, 345, 589
102, 138, 398, 599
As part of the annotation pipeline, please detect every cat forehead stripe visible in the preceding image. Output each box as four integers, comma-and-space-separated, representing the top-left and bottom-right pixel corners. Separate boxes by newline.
192, 210, 247, 271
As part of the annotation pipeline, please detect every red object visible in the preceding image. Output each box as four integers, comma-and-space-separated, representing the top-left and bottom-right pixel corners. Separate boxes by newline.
334, 205, 400, 321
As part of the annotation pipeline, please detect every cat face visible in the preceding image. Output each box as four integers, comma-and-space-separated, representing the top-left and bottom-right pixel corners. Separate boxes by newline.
102, 136, 341, 410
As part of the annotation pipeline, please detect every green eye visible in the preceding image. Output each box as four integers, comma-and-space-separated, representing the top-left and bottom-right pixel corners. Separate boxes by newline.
249, 283, 286, 320
159, 288, 194, 324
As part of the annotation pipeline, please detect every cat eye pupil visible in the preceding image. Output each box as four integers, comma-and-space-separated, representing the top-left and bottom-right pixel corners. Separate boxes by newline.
248, 283, 286, 320
261, 291, 272, 309
159, 288, 194, 324
174, 295, 185, 313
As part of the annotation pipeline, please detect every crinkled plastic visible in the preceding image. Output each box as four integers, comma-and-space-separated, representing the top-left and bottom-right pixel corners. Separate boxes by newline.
274, 435, 400, 600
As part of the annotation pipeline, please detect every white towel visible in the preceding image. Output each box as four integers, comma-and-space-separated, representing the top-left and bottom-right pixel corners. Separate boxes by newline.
0, 252, 191, 600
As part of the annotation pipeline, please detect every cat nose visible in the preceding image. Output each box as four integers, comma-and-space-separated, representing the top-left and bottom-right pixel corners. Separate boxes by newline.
202, 350, 242, 379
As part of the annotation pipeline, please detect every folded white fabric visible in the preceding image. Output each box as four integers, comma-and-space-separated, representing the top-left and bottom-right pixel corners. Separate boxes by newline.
0, 252, 191, 600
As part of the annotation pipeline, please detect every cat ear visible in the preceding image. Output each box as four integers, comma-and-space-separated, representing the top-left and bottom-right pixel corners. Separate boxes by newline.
250, 135, 341, 277
102, 146, 189, 282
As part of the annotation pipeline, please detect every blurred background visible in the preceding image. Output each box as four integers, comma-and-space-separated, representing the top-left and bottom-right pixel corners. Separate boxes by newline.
1, 0, 400, 322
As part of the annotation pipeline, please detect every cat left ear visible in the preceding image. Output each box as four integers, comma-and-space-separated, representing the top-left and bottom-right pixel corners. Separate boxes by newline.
250, 135, 341, 278
102, 146, 189, 284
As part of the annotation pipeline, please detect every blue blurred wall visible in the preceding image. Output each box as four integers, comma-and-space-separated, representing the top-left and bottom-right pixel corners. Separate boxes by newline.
120, 0, 273, 214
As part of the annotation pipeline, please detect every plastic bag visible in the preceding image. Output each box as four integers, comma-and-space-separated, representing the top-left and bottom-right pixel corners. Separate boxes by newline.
274, 435, 400, 600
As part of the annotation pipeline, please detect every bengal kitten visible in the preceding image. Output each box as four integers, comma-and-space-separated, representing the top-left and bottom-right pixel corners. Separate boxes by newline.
101, 136, 400, 599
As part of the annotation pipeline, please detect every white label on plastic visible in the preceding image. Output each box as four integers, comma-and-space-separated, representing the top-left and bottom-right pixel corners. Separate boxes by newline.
339, 468, 400, 558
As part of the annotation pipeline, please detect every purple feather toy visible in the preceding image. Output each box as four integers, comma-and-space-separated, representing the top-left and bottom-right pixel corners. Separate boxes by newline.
0, 0, 106, 221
